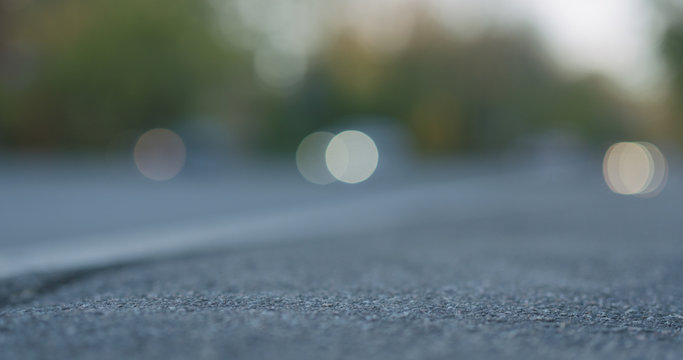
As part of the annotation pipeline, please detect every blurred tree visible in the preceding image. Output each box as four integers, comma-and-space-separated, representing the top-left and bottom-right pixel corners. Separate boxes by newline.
661, 12, 683, 140
260, 17, 634, 154
0, 0, 240, 149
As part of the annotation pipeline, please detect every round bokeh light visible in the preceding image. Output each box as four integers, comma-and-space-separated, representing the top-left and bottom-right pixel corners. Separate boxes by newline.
134, 129, 186, 181
296, 131, 336, 184
325, 130, 379, 184
603, 141, 667, 196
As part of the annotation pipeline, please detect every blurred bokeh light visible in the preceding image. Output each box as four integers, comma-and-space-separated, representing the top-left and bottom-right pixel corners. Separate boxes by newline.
638, 142, 668, 196
326, 130, 379, 184
603, 142, 667, 196
134, 129, 186, 181
296, 131, 336, 184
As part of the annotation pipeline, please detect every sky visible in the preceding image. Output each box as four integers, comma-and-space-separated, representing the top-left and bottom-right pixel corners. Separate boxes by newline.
429, 0, 666, 98
519, 0, 666, 98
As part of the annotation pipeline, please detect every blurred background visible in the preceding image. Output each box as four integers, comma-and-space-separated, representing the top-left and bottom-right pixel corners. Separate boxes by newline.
3, 0, 683, 155
2, 0, 683, 273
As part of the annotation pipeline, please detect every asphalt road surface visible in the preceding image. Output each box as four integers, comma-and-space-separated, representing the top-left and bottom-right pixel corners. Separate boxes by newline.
1, 157, 682, 359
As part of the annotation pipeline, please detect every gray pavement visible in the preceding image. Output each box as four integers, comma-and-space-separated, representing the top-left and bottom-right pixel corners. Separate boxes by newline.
1, 158, 682, 359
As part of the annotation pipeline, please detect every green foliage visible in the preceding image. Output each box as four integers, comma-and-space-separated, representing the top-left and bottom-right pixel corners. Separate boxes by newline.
0, 0, 238, 149
659, 12, 683, 141
663, 21, 683, 101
